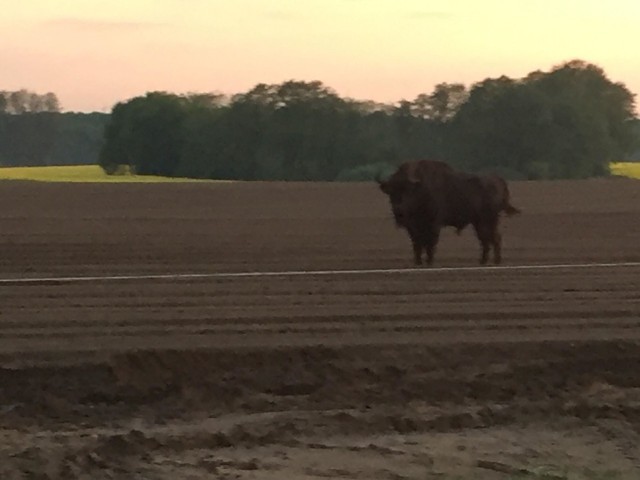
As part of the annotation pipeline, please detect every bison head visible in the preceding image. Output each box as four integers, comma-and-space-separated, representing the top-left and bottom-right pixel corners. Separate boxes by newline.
376, 171, 422, 228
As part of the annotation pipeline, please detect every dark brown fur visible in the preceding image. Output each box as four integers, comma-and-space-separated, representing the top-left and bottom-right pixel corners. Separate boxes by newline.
377, 160, 520, 266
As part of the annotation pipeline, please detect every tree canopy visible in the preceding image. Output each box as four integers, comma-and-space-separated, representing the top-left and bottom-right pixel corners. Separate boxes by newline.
449, 60, 637, 179
99, 60, 637, 181
0, 89, 60, 114
99, 80, 459, 180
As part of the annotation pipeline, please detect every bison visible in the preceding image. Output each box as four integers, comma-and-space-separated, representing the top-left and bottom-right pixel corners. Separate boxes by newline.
377, 160, 520, 266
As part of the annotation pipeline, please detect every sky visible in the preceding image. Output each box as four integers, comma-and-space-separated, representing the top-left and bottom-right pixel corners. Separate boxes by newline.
2, 0, 639, 112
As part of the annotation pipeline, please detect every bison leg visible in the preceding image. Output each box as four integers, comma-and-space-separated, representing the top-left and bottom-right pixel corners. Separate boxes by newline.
425, 229, 440, 266
473, 222, 492, 265
474, 218, 501, 265
480, 242, 490, 265
411, 239, 423, 266
493, 230, 502, 264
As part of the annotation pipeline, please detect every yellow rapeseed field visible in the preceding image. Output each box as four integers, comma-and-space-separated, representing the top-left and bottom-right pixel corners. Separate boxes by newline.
1, 163, 638, 183
610, 162, 640, 179
0, 165, 214, 183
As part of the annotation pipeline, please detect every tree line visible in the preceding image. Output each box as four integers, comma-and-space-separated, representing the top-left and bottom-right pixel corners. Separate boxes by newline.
99, 60, 638, 181
99, 82, 470, 180
0, 90, 109, 167
2, 61, 638, 179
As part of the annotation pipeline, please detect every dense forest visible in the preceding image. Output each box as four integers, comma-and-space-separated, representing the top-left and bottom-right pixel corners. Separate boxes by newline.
2, 60, 639, 180
99, 60, 638, 180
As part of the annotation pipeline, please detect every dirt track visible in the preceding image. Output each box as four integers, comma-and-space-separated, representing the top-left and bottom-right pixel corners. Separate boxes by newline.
2, 178, 640, 479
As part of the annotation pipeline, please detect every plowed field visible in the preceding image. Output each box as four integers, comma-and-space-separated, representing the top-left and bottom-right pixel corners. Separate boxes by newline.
2, 178, 640, 479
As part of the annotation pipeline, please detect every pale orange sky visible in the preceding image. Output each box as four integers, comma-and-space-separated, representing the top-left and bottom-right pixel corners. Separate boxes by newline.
2, 0, 639, 112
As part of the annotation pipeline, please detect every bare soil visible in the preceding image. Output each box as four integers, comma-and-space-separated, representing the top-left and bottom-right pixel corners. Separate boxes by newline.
1, 177, 640, 479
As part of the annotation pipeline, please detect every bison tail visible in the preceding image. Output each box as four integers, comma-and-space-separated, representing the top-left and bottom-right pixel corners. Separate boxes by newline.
503, 203, 521, 216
